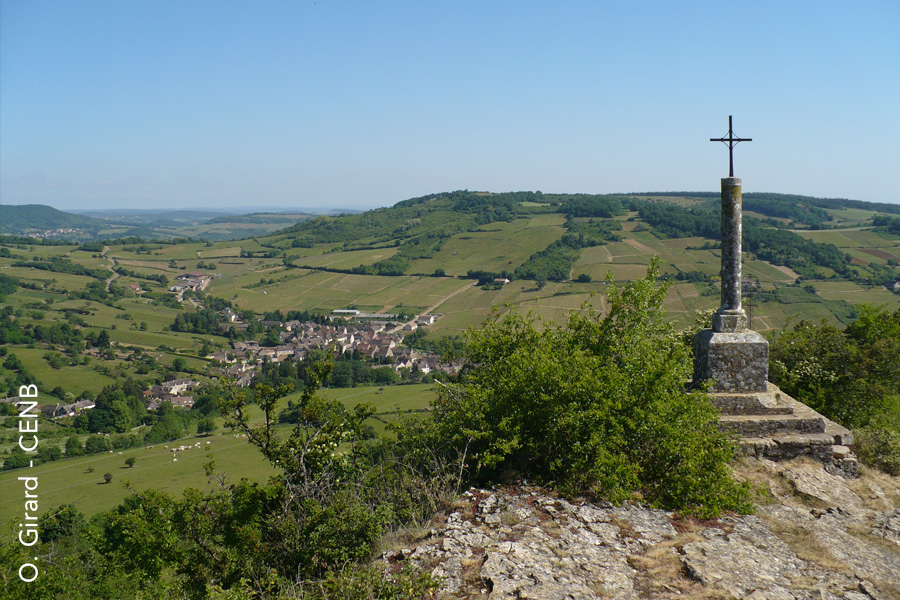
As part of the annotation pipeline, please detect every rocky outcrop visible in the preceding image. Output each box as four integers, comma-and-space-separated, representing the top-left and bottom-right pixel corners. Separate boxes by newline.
384, 458, 900, 599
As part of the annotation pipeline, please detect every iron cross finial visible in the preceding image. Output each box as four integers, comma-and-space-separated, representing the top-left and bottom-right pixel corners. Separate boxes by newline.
710, 115, 752, 177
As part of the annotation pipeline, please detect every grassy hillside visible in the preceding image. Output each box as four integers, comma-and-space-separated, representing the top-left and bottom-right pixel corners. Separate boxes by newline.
0, 204, 106, 234
0, 384, 436, 522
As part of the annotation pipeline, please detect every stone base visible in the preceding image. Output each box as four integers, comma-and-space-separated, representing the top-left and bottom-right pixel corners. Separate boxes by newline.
693, 328, 768, 393
713, 309, 748, 332
709, 383, 857, 477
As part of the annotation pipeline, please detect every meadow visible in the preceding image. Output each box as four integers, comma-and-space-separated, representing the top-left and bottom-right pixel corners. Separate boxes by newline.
0, 383, 437, 522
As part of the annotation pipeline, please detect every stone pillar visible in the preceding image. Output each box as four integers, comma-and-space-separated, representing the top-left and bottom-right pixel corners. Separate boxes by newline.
713, 177, 747, 333
693, 177, 768, 393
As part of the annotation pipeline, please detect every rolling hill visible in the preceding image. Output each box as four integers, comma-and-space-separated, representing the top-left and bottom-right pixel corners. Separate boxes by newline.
0, 203, 107, 234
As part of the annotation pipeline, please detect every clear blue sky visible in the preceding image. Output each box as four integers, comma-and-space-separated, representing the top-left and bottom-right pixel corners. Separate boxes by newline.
2, 1, 898, 211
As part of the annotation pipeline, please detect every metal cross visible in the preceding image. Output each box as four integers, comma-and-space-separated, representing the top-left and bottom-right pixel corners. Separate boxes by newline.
710, 115, 751, 177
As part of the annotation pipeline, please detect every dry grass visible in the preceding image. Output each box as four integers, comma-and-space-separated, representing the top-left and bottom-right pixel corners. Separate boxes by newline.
610, 515, 643, 540
373, 524, 432, 556
732, 456, 795, 505
765, 519, 851, 573
849, 464, 900, 511
629, 535, 732, 600
499, 510, 521, 527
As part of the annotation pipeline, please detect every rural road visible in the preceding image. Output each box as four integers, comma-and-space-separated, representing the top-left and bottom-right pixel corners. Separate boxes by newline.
387, 280, 477, 333
103, 247, 119, 292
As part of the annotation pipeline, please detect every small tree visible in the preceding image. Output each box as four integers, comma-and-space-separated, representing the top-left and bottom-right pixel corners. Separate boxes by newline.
103, 472, 113, 484
394, 258, 752, 517
65, 435, 85, 457
125, 456, 136, 468
196, 418, 218, 436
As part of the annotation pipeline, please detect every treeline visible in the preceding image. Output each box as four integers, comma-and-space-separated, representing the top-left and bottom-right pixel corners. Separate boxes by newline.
747, 225, 851, 278
741, 194, 832, 227
632, 201, 851, 278
0, 234, 74, 246
0, 305, 92, 349
260, 309, 328, 324
396, 189, 540, 210
559, 195, 625, 218
171, 308, 223, 334
2, 382, 223, 473
874, 215, 900, 236
515, 218, 623, 282
0, 349, 39, 400
253, 351, 403, 399
631, 191, 900, 217
0, 273, 18, 299
206, 212, 311, 225
515, 243, 580, 282
66, 279, 130, 304
12, 256, 108, 279
466, 269, 515, 285
113, 266, 169, 285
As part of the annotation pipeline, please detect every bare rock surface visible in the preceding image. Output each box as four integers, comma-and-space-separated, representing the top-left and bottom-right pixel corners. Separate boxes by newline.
384, 458, 900, 599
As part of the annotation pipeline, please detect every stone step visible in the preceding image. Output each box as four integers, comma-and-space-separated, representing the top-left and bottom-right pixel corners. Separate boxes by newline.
711, 384, 795, 416
738, 436, 858, 475
719, 413, 827, 437
738, 433, 836, 456
824, 421, 854, 446
711, 383, 858, 476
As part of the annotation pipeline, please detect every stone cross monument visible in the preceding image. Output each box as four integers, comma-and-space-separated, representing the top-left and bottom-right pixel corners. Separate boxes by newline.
691, 118, 856, 474
693, 117, 769, 393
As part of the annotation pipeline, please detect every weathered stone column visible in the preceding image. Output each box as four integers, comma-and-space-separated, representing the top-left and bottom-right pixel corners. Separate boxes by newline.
713, 177, 748, 332
693, 176, 768, 393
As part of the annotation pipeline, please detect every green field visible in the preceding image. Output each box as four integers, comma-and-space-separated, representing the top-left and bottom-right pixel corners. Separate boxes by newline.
297, 247, 400, 270
6, 347, 120, 396
0, 431, 278, 523
0, 383, 438, 522
409, 214, 568, 276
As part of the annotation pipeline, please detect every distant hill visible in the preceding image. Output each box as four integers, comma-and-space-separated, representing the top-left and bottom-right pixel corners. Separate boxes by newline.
0, 204, 105, 234
204, 212, 316, 225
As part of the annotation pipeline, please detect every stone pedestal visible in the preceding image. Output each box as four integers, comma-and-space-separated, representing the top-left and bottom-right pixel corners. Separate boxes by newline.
693, 329, 768, 393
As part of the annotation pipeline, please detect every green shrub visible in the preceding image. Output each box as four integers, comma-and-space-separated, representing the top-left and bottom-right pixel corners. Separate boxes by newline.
770, 305, 900, 429
395, 258, 752, 517
854, 427, 900, 475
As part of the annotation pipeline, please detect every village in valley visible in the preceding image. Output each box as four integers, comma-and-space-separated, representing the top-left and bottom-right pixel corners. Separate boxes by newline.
208, 309, 458, 386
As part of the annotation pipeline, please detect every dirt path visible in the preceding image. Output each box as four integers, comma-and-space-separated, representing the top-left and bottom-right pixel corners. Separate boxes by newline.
765, 262, 800, 282
387, 281, 477, 333
105, 254, 119, 292
623, 238, 658, 255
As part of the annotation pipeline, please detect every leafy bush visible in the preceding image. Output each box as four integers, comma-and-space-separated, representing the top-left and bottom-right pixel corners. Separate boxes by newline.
854, 427, 900, 475
395, 259, 751, 517
769, 306, 900, 429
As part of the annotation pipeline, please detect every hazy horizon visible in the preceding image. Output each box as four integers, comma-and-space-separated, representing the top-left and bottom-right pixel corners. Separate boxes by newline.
1, 185, 891, 217
2, 2, 898, 211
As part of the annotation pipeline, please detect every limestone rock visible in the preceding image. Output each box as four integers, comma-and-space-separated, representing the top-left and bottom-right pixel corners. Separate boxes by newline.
385, 458, 900, 600
681, 516, 806, 599
781, 463, 865, 514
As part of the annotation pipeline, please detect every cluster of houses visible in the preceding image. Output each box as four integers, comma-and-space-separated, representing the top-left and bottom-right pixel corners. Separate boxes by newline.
169, 271, 212, 295
142, 378, 201, 410
208, 316, 461, 383
39, 399, 97, 418
1, 395, 97, 418
26, 228, 84, 239
1, 377, 202, 421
